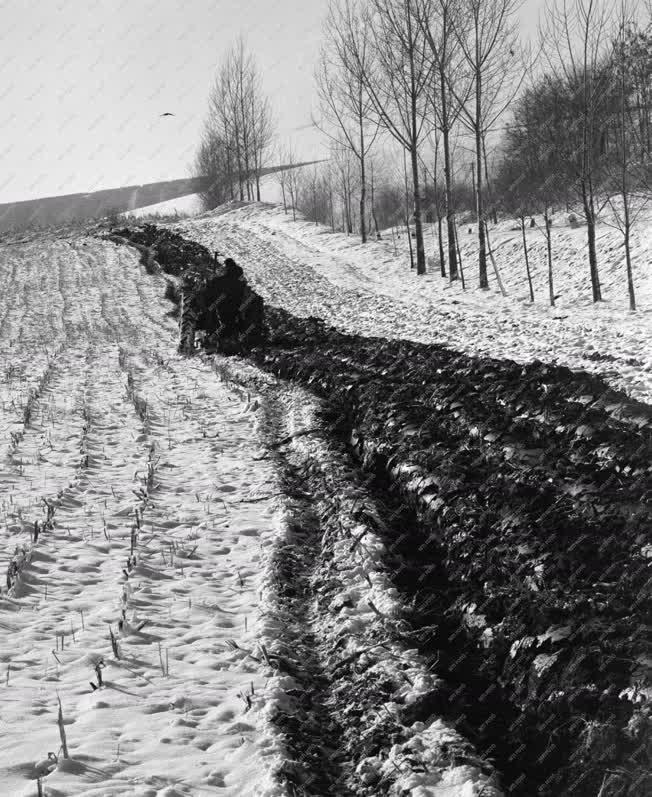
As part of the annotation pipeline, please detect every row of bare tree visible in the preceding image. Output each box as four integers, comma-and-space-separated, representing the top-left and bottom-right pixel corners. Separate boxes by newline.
194, 1, 650, 309
296, 0, 650, 308
195, 38, 274, 208
311, 0, 525, 283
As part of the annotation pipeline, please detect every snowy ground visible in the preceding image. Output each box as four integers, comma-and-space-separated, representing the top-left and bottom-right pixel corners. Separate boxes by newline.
0, 237, 284, 796
173, 202, 652, 405
0, 231, 500, 796
1, 201, 649, 795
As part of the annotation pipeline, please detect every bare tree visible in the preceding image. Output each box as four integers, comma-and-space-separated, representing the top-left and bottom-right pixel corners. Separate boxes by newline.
495, 70, 578, 307
494, 153, 537, 301
601, 1, 651, 310
417, 0, 471, 280
196, 69, 238, 207
282, 144, 304, 222
447, 0, 524, 289
196, 38, 273, 208
248, 65, 274, 201
419, 132, 448, 277
331, 140, 359, 232
316, 0, 381, 242
540, 0, 618, 302
356, 0, 435, 275
368, 157, 383, 238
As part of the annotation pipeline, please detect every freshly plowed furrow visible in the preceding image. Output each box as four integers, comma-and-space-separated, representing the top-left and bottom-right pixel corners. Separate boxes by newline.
113, 221, 652, 796
212, 365, 500, 796
254, 386, 349, 796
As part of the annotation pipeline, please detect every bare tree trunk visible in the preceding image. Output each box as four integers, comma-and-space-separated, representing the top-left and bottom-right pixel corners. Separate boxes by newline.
329, 184, 335, 231
410, 147, 426, 274
359, 113, 368, 243
359, 162, 367, 242
440, 74, 458, 280
370, 163, 381, 239
582, 182, 602, 301
403, 149, 415, 269
624, 223, 635, 311
484, 221, 507, 296
475, 114, 488, 287
437, 215, 446, 277
544, 210, 555, 306
402, 2, 426, 275
520, 216, 535, 302
454, 223, 466, 290
406, 215, 415, 270
346, 179, 353, 233
617, 13, 636, 312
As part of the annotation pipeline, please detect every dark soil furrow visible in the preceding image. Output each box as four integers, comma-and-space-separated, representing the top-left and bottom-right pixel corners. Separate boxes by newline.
245, 379, 500, 795
258, 389, 350, 796
114, 222, 652, 797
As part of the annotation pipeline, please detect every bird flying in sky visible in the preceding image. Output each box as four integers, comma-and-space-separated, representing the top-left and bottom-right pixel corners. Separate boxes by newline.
160, 112, 175, 117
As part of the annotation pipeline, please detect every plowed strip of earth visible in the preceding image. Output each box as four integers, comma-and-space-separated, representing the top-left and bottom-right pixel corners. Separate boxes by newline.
114, 222, 651, 797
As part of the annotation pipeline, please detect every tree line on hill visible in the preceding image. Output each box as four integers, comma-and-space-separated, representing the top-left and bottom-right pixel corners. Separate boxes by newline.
195, 37, 274, 208
196, 0, 651, 310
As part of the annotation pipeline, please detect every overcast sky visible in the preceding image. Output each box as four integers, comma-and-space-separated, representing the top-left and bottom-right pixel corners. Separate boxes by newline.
0, 0, 550, 203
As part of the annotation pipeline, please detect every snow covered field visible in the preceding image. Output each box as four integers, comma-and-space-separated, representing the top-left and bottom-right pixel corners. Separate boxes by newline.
1, 202, 649, 796
0, 237, 284, 795
174, 202, 652, 405
0, 230, 500, 796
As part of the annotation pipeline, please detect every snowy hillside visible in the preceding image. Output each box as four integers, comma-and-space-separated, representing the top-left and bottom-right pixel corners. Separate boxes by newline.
173, 202, 652, 405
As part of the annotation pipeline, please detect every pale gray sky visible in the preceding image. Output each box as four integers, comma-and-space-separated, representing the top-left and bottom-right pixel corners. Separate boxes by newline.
0, 0, 547, 203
